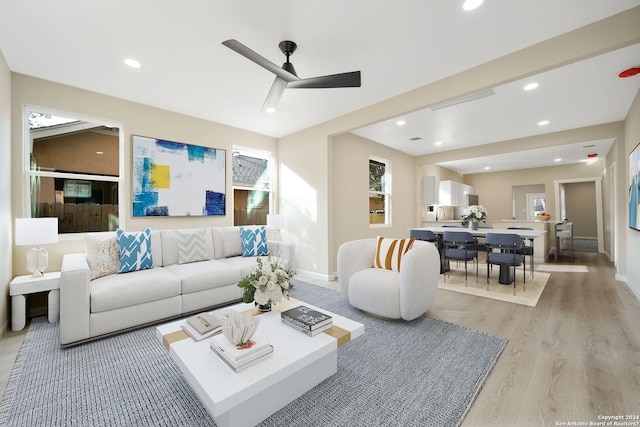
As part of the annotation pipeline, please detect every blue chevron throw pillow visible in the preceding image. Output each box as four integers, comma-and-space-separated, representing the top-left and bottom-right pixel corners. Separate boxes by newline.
116, 227, 154, 273
240, 226, 269, 257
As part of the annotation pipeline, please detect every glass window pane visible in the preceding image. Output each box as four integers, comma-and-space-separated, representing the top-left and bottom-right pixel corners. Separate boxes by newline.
233, 189, 269, 226
369, 159, 386, 192
369, 194, 386, 224
30, 177, 119, 233
30, 125, 119, 176
232, 152, 270, 189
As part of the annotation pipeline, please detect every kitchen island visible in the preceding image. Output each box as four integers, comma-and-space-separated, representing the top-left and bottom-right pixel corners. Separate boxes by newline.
491, 220, 551, 262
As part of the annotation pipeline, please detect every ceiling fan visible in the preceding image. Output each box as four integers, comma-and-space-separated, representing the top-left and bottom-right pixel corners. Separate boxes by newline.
222, 39, 361, 112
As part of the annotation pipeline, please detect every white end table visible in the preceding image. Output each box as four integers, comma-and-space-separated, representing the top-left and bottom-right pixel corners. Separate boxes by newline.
10, 271, 61, 331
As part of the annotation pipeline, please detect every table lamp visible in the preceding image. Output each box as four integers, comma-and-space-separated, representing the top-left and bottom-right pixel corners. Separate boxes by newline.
15, 217, 59, 278
266, 214, 285, 241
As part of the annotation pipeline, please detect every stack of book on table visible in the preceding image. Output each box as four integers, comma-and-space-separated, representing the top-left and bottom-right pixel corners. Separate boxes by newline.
181, 312, 224, 341
281, 305, 333, 337
209, 334, 273, 372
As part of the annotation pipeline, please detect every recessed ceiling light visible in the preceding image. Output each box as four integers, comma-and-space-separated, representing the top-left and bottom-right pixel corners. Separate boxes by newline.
124, 58, 141, 68
538, 120, 550, 126
523, 82, 539, 91
96, 151, 104, 155
554, 158, 562, 162
484, 166, 491, 170
396, 120, 406, 126
463, 0, 484, 11
265, 107, 276, 114
434, 141, 443, 146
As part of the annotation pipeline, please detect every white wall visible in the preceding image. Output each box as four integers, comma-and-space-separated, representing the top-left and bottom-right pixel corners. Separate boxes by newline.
0, 49, 12, 336
623, 89, 640, 297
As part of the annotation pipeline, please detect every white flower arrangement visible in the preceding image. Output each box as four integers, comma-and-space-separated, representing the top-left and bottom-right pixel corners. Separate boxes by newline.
238, 256, 295, 306
462, 205, 488, 224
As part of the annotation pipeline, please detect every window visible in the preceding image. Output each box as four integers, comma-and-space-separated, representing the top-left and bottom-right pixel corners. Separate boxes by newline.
369, 157, 391, 226
232, 147, 273, 226
25, 109, 121, 233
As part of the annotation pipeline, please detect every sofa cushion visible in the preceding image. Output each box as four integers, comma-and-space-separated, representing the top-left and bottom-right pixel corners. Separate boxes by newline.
349, 267, 402, 319
161, 228, 214, 266
177, 228, 209, 264
240, 226, 269, 257
85, 234, 119, 280
116, 227, 154, 273
90, 266, 181, 313
164, 260, 242, 294
221, 227, 243, 257
372, 236, 415, 272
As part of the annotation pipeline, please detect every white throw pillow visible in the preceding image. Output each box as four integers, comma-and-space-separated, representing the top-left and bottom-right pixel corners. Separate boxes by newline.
221, 227, 243, 258
85, 235, 119, 280
177, 228, 208, 264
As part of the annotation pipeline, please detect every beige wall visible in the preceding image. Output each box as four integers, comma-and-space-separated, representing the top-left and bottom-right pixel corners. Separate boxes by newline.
330, 133, 415, 275
564, 181, 598, 238
463, 161, 607, 226
623, 88, 640, 297
1, 49, 12, 335
11, 74, 277, 276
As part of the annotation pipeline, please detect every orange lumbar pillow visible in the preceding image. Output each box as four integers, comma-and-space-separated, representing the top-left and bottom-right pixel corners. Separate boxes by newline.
372, 236, 415, 272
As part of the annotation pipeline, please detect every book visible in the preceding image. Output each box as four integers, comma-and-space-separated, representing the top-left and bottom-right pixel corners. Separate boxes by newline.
187, 312, 221, 334
181, 312, 223, 341
210, 344, 274, 372
209, 333, 271, 363
280, 305, 332, 331
281, 318, 333, 336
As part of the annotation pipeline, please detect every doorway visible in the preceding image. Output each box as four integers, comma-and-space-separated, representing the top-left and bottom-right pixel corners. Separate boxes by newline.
554, 177, 603, 253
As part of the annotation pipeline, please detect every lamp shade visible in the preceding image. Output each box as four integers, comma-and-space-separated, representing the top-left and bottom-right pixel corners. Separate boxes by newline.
266, 214, 285, 229
15, 218, 59, 246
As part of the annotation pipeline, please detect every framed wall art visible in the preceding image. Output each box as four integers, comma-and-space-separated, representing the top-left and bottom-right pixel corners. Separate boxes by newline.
630, 141, 640, 231
132, 135, 226, 217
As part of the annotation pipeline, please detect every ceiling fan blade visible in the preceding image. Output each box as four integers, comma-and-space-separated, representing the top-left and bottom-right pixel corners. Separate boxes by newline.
261, 77, 287, 112
222, 39, 299, 83
287, 71, 361, 89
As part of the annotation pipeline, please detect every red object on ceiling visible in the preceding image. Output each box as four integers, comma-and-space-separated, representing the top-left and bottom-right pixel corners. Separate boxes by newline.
619, 67, 640, 78
587, 153, 598, 158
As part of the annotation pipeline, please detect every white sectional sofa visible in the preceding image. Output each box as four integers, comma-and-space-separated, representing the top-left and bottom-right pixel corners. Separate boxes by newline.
59, 226, 294, 347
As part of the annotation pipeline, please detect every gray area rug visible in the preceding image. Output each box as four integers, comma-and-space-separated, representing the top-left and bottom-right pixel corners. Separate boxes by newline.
0, 281, 507, 427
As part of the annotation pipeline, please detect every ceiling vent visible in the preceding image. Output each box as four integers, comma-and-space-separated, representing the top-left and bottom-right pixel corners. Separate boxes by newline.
409, 136, 422, 141
430, 89, 495, 111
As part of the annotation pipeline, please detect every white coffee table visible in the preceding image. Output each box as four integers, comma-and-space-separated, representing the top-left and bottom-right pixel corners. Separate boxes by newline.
156, 298, 364, 427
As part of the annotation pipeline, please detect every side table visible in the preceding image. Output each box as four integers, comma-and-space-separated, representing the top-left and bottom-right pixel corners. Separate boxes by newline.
9, 271, 61, 331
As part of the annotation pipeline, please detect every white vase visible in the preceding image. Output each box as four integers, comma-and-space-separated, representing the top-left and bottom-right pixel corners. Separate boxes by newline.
469, 221, 479, 230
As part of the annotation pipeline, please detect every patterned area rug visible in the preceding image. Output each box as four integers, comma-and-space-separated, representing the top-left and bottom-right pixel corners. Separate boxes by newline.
439, 263, 550, 307
0, 281, 507, 427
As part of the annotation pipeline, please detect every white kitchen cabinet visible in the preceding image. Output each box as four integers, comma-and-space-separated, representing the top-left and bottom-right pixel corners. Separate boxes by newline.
422, 176, 440, 205
440, 180, 474, 206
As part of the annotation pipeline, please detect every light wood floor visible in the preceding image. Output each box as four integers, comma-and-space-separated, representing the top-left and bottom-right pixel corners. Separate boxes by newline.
1, 252, 638, 427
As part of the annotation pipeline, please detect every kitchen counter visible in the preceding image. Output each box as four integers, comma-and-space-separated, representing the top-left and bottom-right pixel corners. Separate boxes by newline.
492, 220, 551, 261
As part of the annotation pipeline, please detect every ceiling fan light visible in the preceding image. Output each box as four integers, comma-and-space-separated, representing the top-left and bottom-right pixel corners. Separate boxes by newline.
124, 58, 141, 68
463, 0, 484, 11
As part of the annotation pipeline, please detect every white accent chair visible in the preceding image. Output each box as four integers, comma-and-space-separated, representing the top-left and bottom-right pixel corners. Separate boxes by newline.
337, 238, 440, 321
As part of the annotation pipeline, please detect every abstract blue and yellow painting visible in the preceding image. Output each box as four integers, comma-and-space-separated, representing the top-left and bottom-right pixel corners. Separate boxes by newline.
132, 135, 226, 217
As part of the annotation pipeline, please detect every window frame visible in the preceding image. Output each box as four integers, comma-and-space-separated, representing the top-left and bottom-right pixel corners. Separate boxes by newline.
369, 155, 391, 227
22, 105, 124, 234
